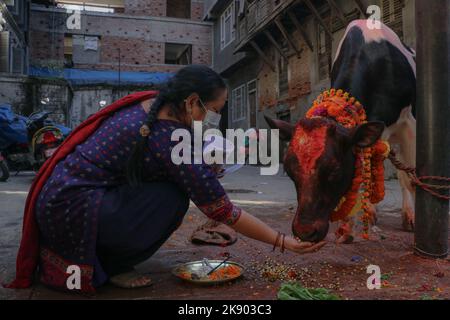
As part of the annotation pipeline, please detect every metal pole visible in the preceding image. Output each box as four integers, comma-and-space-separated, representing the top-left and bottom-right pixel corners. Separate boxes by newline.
414, 0, 450, 259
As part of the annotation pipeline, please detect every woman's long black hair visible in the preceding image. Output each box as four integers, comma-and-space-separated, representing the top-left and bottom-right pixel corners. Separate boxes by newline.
126, 65, 227, 186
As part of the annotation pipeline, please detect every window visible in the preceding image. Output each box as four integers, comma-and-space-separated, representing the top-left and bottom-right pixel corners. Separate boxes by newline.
232, 85, 246, 122
166, 0, 191, 19
64, 34, 73, 67
220, 2, 235, 50
0, 31, 10, 73
317, 21, 332, 81
164, 43, 192, 65
382, 0, 404, 40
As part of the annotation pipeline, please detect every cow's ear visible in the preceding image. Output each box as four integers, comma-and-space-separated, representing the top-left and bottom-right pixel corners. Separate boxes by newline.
352, 121, 385, 148
264, 115, 294, 141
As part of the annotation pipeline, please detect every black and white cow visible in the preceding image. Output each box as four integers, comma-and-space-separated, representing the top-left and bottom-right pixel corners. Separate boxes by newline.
332, 20, 417, 232
266, 20, 417, 242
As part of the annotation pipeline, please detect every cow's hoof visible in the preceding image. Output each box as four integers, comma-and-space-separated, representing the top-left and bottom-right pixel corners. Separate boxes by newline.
335, 223, 354, 244
402, 215, 415, 232
336, 234, 354, 244
402, 220, 414, 232
334, 219, 354, 244
401, 207, 415, 232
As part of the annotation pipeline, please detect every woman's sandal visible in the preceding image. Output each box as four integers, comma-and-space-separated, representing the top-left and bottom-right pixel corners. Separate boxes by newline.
109, 270, 152, 289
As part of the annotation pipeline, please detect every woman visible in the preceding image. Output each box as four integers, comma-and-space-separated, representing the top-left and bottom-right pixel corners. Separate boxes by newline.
7, 65, 325, 292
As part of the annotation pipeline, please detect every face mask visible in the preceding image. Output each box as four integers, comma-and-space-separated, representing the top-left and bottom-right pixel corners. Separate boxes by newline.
194, 98, 222, 131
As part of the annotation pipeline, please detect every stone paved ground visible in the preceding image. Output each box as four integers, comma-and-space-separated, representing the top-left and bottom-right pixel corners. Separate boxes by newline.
1, 167, 449, 300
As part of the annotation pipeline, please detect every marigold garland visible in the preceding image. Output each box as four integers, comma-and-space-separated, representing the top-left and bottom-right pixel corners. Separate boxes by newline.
306, 89, 390, 239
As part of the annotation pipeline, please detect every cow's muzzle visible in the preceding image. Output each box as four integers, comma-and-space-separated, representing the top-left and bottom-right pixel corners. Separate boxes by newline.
293, 219, 330, 243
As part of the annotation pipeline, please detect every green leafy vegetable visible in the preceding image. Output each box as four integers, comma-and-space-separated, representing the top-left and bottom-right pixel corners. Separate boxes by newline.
381, 272, 394, 281
277, 282, 340, 300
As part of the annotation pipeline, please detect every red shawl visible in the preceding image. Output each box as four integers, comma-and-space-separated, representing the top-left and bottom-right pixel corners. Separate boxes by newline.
4, 90, 158, 289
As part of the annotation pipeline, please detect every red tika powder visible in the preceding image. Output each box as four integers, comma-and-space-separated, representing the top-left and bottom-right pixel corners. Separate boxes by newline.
290, 124, 328, 181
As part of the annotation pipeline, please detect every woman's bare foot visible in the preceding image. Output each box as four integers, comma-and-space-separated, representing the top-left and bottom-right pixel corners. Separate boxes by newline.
110, 270, 152, 289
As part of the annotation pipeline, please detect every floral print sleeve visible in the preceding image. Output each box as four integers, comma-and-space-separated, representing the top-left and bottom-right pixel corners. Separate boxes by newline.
147, 121, 242, 226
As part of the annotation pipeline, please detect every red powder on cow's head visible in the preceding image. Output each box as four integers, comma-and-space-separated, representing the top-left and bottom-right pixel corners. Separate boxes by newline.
290, 123, 328, 180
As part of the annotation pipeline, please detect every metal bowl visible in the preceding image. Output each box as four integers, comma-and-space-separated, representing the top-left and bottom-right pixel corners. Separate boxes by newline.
172, 260, 244, 285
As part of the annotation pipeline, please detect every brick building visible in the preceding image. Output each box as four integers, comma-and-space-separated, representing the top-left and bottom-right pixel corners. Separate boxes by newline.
205, 0, 415, 133
30, 0, 212, 72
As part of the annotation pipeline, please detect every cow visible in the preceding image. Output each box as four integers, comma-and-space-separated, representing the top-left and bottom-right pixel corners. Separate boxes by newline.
266, 20, 417, 243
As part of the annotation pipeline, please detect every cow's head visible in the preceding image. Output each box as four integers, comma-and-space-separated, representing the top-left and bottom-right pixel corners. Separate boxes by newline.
266, 116, 384, 242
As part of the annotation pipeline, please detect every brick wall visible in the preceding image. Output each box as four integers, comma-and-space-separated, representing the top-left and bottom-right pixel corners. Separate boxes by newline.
257, 47, 278, 110
191, 0, 204, 21
29, 6, 212, 72
192, 44, 211, 65
257, 31, 311, 111
100, 36, 164, 65
166, 0, 190, 19
124, 0, 166, 17
30, 30, 65, 67
30, 11, 66, 67
124, 0, 204, 19
286, 31, 312, 107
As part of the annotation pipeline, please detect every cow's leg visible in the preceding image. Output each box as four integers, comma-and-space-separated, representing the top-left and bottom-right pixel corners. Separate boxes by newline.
397, 116, 416, 231
366, 202, 378, 225
335, 201, 378, 243
384, 107, 416, 231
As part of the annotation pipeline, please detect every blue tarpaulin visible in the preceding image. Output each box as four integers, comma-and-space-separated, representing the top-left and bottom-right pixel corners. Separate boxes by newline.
29, 66, 173, 86
0, 104, 29, 149
0, 104, 72, 149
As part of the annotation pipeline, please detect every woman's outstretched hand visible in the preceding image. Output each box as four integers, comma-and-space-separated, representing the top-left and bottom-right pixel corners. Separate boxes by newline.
230, 210, 327, 255
284, 236, 327, 254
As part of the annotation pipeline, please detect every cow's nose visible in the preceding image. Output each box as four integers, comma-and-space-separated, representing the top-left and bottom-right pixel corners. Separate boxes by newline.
298, 229, 322, 243
293, 221, 329, 243
295, 229, 316, 241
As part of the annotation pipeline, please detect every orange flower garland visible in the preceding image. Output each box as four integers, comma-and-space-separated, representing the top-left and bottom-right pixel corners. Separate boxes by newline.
306, 89, 390, 239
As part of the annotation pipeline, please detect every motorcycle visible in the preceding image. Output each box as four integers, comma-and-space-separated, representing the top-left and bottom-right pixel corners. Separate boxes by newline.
32, 125, 66, 168
27, 111, 68, 168
0, 105, 71, 180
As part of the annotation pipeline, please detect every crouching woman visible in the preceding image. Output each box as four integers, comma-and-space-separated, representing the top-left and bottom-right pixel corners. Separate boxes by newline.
6, 65, 325, 293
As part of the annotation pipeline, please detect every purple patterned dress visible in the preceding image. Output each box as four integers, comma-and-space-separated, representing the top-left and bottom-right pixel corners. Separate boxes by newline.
35, 103, 241, 289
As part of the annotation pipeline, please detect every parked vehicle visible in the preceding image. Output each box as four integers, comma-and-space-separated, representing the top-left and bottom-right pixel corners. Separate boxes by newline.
32, 125, 66, 167
0, 104, 71, 180
27, 111, 70, 168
